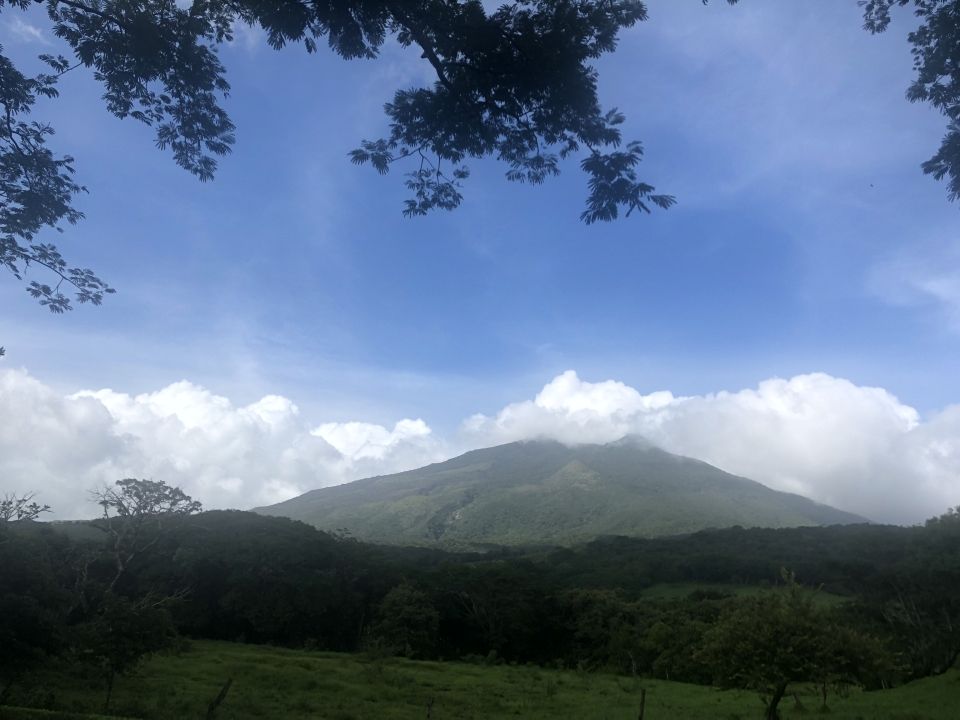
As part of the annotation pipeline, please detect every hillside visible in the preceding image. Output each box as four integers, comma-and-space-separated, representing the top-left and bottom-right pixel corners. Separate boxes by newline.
256, 439, 865, 547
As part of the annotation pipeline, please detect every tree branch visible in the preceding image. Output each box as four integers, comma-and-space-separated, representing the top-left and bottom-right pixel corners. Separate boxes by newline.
52, 0, 130, 31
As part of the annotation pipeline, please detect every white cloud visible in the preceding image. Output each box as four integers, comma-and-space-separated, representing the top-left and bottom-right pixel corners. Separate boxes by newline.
227, 21, 265, 54
464, 371, 959, 524
462, 370, 678, 446
314, 418, 431, 460
868, 242, 960, 332
5, 17, 49, 45
2, 367, 957, 525
0, 368, 443, 519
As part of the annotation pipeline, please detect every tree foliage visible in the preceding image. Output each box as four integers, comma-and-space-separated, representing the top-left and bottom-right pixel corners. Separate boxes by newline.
344, 2, 675, 221
0, 46, 113, 312
925, 504, 960, 527
0, 0, 673, 312
0, 524, 71, 702
860, 1, 960, 201
698, 572, 889, 720
2, 1, 957, 316
74, 593, 176, 711
367, 581, 440, 658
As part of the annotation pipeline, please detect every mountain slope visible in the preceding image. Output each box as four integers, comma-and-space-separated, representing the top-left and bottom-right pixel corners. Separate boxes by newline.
256, 439, 866, 547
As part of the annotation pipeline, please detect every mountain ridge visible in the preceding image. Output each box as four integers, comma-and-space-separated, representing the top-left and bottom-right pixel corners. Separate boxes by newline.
256, 439, 867, 548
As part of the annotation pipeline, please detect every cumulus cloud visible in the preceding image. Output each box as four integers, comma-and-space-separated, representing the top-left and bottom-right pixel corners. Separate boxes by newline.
463, 371, 677, 446
0, 368, 443, 519
2, 367, 957, 524
464, 371, 959, 524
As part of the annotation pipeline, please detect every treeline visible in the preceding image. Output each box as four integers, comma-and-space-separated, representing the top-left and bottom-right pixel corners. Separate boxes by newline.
2, 485, 959, 718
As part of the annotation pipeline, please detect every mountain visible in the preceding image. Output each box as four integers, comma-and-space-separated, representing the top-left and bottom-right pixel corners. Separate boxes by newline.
256, 439, 866, 548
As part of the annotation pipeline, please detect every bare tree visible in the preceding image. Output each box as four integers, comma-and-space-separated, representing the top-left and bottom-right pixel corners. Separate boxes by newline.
0, 492, 50, 522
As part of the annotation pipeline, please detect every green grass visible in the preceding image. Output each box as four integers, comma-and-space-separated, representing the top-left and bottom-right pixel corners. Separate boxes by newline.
3, 640, 957, 719
0, 710, 132, 719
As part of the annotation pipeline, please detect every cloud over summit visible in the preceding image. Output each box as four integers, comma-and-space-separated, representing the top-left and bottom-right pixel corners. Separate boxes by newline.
464, 371, 956, 523
2, 368, 957, 524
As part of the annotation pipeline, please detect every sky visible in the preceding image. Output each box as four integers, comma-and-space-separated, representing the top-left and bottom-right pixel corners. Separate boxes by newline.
1, 1, 958, 524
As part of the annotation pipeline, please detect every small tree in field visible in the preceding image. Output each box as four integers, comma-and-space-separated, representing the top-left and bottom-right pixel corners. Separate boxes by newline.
698, 572, 887, 720
75, 593, 176, 711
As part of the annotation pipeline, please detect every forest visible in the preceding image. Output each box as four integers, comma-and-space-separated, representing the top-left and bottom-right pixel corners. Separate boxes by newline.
2, 481, 959, 719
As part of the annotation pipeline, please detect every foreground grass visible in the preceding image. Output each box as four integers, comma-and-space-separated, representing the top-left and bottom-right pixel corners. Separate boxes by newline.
3, 640, 958, 719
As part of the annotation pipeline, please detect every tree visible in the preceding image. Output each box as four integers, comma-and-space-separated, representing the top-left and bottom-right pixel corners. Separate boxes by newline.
68, 480, 195, 709
1, 48, 113, 313
925, 504, 960, 528
5, 2, 956, 318
0, 491, 50, 522
367, 581, 440, 659
74, 592, 176, 711
861, 0, 960, 201
697, 573, 888, 720
92, 478, 201, 592
876, 505, 960, 678
1, 1, 672, 314
724, 0, 960, 203
0, 525, 70, 704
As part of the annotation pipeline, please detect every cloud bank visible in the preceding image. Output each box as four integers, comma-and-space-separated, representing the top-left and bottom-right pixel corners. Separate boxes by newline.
465, 371, 959, 523
0, 368, 443, 519
2, 368, 957, 524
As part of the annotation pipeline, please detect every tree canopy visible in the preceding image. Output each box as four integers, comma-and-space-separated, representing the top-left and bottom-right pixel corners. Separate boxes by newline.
698, 572, 889, 720
1, 1, 957, 314
1, 0, 671, 313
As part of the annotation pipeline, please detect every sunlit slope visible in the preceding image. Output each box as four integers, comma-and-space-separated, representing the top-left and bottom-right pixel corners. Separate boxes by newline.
257, 440, 865, 547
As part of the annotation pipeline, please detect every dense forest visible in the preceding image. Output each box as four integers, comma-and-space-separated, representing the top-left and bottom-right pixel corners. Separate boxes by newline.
2, 482, 959, 719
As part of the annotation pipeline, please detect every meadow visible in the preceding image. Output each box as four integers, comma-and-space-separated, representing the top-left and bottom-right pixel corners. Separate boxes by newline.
3, 640, 957, 720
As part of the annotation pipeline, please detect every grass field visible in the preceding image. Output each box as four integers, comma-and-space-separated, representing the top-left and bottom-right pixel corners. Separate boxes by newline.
2, 640, 957, 720
639, 582, 849, 607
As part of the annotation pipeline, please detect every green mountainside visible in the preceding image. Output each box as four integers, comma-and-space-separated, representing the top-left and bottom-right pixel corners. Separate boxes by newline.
256, 439, 866, 547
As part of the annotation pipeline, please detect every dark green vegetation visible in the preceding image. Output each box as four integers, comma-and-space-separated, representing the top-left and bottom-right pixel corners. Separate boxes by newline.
3, 1, 959, 316
258, 440, 865, 548
3, 639, 960, 719
3, 482, 960, 718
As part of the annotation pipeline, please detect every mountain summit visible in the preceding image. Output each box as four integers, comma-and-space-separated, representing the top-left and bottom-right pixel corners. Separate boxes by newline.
256, 439, 865, 547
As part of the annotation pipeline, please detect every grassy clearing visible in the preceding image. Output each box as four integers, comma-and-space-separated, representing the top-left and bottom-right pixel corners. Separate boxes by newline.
2, 640, 957, 720
639, 582, 849, 607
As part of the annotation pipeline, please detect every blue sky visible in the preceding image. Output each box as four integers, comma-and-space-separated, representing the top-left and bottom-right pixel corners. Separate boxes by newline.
2, 1, 959, 521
